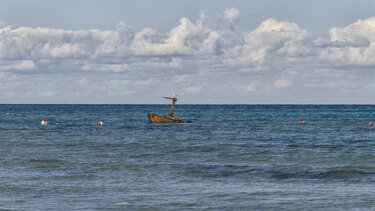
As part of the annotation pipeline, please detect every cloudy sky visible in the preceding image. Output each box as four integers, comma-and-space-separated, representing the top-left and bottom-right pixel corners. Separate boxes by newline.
0, 0, 375, 104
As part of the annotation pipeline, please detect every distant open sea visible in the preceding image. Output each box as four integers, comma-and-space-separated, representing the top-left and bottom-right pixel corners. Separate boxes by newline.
1, 104, 375, 210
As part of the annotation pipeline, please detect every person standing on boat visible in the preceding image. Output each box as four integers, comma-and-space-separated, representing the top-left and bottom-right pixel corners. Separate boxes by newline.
163, 94, 177, 116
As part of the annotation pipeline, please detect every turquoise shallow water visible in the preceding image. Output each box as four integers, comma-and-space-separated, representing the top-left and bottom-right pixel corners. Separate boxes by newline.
0, 104, 375, 210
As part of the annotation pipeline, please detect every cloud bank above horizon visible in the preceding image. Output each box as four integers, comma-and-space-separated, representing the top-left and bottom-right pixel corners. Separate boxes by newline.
1, 8, 375, 104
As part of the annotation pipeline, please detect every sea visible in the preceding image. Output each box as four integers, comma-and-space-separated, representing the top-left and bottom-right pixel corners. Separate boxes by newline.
0, 104, 375, 210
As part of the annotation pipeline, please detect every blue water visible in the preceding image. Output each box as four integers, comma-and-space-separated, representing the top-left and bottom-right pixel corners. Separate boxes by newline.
1, 105, 375, 210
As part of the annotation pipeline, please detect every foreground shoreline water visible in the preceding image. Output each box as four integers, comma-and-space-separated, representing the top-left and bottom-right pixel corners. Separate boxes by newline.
1, 105, 375, 210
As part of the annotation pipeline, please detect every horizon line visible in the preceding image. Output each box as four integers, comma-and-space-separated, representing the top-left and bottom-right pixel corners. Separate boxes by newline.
1, 103, 375, 106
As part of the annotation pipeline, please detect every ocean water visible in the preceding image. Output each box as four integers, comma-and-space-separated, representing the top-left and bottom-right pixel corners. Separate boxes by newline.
0, 104, 375, 210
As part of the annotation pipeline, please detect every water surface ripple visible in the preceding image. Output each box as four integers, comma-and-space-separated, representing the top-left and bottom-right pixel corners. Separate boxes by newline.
0, 105, 375, 210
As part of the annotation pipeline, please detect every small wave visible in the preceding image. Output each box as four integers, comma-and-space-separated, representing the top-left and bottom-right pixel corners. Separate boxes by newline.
268, 166, 375, 180
115, 202, 130, 205
319, 166, 375, 180
179, 164, 375, 181
26, 159, 74, 167
180, 164, 259, 179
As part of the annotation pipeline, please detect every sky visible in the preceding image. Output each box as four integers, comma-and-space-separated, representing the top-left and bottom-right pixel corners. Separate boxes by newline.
0, 0, 375, 104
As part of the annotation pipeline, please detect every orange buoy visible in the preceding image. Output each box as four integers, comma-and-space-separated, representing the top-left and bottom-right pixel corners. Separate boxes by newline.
45, 121, 49, 125
97, 121, 103, 126
301, 120, 305, 124
369, 122, 372, 126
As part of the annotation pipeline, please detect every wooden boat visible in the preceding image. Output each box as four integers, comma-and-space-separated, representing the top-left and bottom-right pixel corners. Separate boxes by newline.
148, 113, 184, 123
148, 95, 191, 123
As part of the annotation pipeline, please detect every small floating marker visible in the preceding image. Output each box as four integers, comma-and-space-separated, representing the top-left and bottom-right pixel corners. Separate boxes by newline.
97, 121, 103, 126
301, 120, 305, 124
369, 122, 372, 126
6, 112, 10, 115
41, 120, 49, 125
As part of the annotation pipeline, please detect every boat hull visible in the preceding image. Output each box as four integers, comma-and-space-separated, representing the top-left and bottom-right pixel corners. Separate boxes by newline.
148, 113, 185, 123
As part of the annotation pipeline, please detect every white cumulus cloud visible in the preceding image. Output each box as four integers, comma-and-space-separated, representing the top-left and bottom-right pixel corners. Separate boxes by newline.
1, 8, 375, 103
317, 17, 375, 66
238, 18, 311, 71
217, 7, 241, 30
